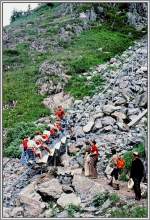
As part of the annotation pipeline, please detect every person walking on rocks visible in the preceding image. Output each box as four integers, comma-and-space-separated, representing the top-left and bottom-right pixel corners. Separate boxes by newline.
107, 148, 125, 190
88, 140, 99, 179
130, 151, 144, 200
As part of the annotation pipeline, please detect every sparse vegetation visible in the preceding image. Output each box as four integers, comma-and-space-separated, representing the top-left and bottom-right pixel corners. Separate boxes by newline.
93, 191, 110, 207
67, 204, 82, 217
111, 206, 148, 218
93, 192, 120, 208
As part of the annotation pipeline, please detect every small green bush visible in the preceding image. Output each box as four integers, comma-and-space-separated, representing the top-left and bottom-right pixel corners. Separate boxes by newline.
93, 191, 110, 207
109, 193, 120, 204
111, 206, 148, 218
119, 170, 129, 182
93, 192, 120, 207
67, 204, 81, 217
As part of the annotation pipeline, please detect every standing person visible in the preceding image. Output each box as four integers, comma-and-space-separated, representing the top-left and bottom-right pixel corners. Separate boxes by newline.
130, 151, 144, 200
55, 106, 65, 121
107, 148, 124, 190
88, 140, 99, 179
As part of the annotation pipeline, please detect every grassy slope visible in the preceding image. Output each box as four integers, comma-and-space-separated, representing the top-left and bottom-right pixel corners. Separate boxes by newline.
3, 4, 145, 129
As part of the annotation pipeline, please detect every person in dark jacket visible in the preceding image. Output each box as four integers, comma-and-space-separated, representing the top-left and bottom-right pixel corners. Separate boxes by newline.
130, 151, 144, 200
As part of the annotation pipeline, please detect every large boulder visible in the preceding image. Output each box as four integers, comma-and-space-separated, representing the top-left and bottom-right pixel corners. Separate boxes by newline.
72, 175, 105, 201
18, 181, 45, 217
37, 178, 63, 200
43, 92, 73, 109
57, 193, 81, 208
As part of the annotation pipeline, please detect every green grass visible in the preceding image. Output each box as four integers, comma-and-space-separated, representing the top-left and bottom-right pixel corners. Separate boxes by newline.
3, 43, 30, 68
111, 206, 148, 218
3, 66, 50, 128
64, 26, 136, 74
109, 193, 120, 204
65, 74, 105, 98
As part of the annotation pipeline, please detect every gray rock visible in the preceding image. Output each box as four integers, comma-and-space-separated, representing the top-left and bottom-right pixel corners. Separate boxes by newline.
114, 97, 127, 105
111, 111, 126, 120
101, 116, 116, 126
102, 104, 121, 115
136, 92, 147, 107
127, 108, 140, 116
10, 207, 24, 217
62, 185, 74, 193
18, 181, 45, 217
56, 210, 69, 218
37, 178, 63, 199
94, 118, 102, 129
57, 193, 81, 208
83, 120, 95, 133
103, 125, 113, 131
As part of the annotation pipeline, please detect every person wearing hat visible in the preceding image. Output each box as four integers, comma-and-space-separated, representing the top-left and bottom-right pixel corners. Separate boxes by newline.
130, 151, 144, 200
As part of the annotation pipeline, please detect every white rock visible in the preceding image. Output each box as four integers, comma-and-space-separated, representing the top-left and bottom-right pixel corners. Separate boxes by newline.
57, 193, 81, 208
83, 120, 94, 133
94, 118, 103, 129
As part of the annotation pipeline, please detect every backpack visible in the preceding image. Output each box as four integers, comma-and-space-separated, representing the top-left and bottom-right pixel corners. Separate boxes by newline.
117, 157, 125, 169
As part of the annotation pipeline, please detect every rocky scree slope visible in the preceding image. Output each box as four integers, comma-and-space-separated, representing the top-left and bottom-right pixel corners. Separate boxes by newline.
3, 36, 148, 218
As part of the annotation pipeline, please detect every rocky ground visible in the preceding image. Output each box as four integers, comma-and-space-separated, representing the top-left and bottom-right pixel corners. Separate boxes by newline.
3, 36, 148, 218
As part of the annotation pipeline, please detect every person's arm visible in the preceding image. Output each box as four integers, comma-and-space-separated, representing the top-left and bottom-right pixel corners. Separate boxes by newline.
42, 143, 51, 154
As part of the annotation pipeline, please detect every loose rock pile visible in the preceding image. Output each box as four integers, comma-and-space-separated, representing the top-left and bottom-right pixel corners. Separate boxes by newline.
65, 36, 147, 171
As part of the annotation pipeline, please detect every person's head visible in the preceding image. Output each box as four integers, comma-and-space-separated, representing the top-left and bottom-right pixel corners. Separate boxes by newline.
92, 140, 96, 145
85, 141, 90, 145
111, 148, 116, 155
30, 134, 35, 140
133, 151, 139, 159
35, 131, 42, 135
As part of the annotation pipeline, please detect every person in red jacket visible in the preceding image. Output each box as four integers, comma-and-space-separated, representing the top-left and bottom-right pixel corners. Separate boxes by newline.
55, 106, 65, 120
88, 140, 99, 179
